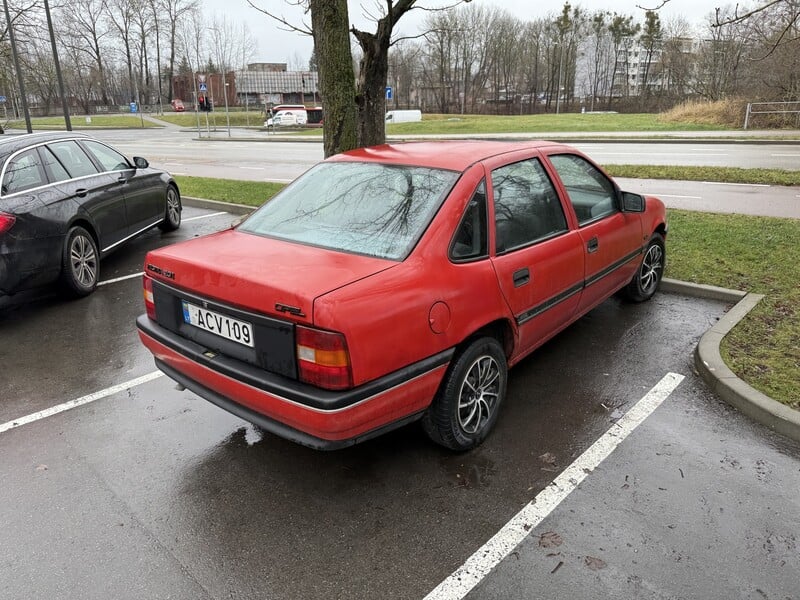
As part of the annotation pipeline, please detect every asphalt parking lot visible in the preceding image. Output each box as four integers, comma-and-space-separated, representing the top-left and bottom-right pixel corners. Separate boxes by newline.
1, 206, 798, 600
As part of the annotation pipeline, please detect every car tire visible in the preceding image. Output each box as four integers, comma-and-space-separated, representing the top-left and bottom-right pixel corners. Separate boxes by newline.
158, 185, 181, 232
422, 336, 508, 451
623, 233, 665, 302
61, 226, 99, 297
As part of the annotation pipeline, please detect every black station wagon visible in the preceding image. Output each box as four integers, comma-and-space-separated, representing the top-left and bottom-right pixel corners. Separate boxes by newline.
0, 132, 181, 299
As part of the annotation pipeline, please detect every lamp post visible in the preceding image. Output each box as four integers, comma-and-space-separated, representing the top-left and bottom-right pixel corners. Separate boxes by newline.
223, 78, 231, 137
43, 0, 71, 130
556, 43, 565, 115
3, 0, 32, 132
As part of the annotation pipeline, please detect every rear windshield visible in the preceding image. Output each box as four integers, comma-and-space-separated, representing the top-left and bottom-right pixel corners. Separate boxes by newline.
239, 161, 459, 260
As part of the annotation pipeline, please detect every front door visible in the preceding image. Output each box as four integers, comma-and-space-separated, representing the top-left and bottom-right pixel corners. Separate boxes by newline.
546, 153, 643, 313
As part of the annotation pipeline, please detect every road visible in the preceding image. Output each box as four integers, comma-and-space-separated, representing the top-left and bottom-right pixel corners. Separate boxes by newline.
84, 129, 800, 219
1, 205, 798, 600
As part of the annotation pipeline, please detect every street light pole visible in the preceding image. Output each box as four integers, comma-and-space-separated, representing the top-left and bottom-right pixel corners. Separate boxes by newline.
3, 0, 32, 133
223, 76, 231, 138
556, 44, 565, 115
43, 0, 71, 131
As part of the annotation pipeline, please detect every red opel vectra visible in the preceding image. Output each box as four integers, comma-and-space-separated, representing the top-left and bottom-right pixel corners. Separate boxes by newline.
137, 141, 667, 451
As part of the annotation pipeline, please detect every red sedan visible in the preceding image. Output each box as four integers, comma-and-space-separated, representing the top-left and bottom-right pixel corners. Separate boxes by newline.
137, 141, 667, 451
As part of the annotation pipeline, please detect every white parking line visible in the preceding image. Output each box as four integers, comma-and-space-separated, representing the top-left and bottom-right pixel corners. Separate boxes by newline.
0, 371, 164, 435
98, 273, 142, 286
657, 194, 703, 200
184, 211, 228, 222
424, 372, 685, 600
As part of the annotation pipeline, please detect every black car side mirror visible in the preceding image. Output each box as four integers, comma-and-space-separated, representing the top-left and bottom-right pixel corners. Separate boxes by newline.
133, 156, 149, 169
621, 191, 645, 213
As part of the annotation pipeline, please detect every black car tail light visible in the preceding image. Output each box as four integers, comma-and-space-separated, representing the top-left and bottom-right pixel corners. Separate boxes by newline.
143, 275, 157, 320
0, 213, 16, 234
296, 325, 353, 390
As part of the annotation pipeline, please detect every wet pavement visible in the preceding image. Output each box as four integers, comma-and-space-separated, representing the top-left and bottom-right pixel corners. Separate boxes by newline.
1, 207, 799, 600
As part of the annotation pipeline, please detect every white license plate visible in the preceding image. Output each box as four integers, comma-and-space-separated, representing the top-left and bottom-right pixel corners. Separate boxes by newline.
182, 301, 254, 348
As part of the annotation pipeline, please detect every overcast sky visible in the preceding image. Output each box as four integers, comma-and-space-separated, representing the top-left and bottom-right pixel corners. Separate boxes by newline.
208, 0, 723, 67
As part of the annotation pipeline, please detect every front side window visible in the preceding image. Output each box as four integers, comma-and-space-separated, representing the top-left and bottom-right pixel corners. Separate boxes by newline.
82, 140, 131, 172
239, 162, 460, 260
549, 154, 617, 225
47, 141, 99, 178
492, 158, 568, 253
1, 149, 47, 195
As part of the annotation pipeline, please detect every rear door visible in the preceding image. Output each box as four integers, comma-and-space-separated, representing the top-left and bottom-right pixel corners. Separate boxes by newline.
46, 139, 129, 252
545, 152, 643, 313
487, 152, 585, 357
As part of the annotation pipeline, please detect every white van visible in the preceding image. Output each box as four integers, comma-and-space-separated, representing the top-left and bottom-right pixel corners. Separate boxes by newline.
385, 110, 422, 123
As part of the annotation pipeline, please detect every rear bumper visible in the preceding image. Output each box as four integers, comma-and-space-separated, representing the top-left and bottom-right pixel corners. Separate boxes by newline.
136, 315, 452, 449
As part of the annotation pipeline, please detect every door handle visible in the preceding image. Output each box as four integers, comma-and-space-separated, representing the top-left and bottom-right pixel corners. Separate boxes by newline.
75, 188, 88, 198
587, 237, 599, 253
513, 268, 530, 287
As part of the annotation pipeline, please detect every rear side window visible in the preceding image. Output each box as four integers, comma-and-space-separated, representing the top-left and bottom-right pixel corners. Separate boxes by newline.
40, 146, 71, 183
82, 140, 131, 172
450, 181, 488, 261
47, 141, 99, 178
492, 158, 568, 253
1, 149, 47, 195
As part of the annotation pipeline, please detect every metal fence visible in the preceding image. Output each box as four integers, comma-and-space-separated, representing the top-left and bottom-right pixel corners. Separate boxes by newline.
743, 101, 800, 129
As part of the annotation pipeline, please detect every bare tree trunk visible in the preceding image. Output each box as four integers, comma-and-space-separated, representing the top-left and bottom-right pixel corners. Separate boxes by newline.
309, 0, 357, 157
352, 24, 390, 148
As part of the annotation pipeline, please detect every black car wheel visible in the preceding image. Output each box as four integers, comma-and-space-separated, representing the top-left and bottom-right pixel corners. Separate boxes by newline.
158, 185, 181, 232
61, 226, 98, 297
624, 233, 665, 302
423, 336, 507, 451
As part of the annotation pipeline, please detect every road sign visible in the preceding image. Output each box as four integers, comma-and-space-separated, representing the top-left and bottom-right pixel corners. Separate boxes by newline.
0, 96, 6, 104
385, 86, 393, 101
199, 83, 207, 92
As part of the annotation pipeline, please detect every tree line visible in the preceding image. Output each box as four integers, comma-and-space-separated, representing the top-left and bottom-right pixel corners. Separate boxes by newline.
0, 0, 256, 115
387, 2, 800, 116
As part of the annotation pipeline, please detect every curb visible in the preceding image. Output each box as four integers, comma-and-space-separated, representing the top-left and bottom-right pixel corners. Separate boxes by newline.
661, 278, 800, 442
172, 209, 800, 443
183, 196, 255, 216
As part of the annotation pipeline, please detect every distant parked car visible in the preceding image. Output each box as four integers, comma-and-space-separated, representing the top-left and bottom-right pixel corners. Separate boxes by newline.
270, 110, 307, 127
0, 131, 181, 299
171, 99, 185, 112
137, 140, 667, 451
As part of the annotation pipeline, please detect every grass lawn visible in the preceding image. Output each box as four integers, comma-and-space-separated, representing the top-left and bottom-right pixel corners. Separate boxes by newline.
155, 111, 266, 128
176, 168, 799, 409
4, 115, 160, 129
385, 112, 727, 134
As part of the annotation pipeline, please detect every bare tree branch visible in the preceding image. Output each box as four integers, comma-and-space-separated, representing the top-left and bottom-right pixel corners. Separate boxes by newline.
246, 0, 312, 35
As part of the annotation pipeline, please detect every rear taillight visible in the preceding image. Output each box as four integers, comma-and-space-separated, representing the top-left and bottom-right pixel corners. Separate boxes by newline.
296, 325, 353, 390
0, 213, 16, 234
143, 275, 156, 320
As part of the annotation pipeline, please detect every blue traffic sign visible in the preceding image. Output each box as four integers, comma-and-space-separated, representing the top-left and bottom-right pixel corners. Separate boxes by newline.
385, 86, 393, 101
199, 83, 207, 92
0, 95, 6, 104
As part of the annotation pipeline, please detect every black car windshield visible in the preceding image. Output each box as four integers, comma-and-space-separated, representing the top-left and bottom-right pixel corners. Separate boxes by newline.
238, 162, 460, 260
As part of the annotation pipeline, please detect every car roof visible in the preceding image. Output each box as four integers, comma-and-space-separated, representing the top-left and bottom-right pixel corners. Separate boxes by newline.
0, 131, 91, 160
329, 140, 565, 172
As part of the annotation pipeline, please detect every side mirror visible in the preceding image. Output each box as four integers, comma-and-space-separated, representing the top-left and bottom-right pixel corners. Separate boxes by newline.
133, 156, 149, 169
621, 191, 645, 213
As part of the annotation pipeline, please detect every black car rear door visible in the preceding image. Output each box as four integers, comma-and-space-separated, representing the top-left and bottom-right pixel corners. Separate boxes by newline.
45, 139, 129, 252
